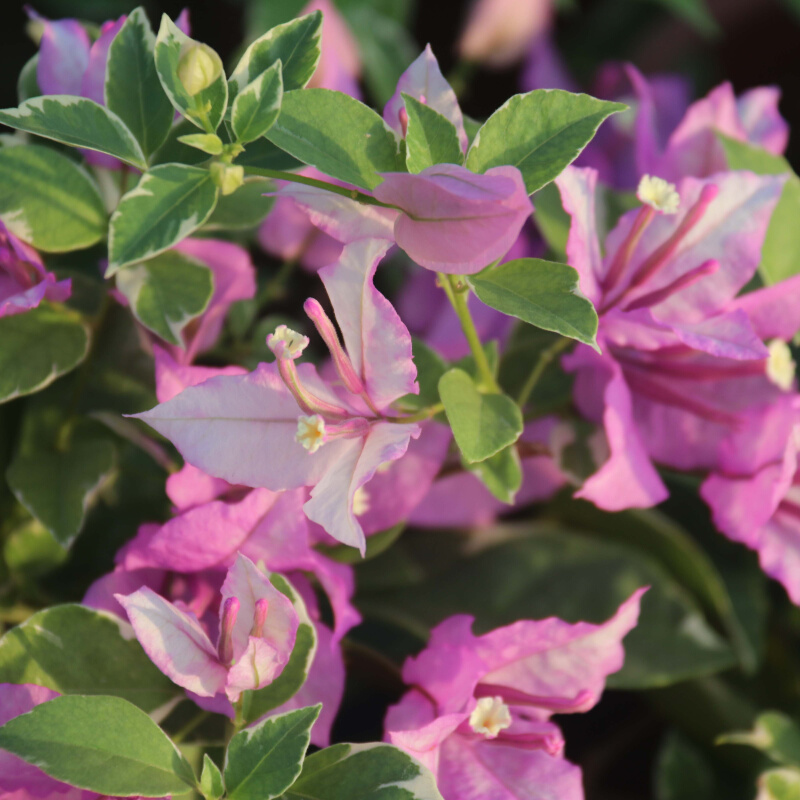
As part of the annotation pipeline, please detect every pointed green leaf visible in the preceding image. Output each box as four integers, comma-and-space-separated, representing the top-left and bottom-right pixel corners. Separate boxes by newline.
0, 695, 196, 797
0, 604, 179, 714
0, 96, 147, 170
205, 177, 275, 230
438, 368, 523, 464
178, 133, 224, 155
232, 61, 284, 143
466, 90, 626, 194
719, 712, 800, 767
108, 163, 218, 274
655, 731, 718, 800
155, 14, 228, 132
0, 305, 89, 404
266, 88, 403, 189
759, 769, 800, 800
116, 250, 213, 345
7, 428, 116, 547
105, 7, 174, 158
402, 93, 463, 173
225, 705, 320, 800
229, 12, 322, 98
241, 575, 317, 725
469, 258, 599, 347
282, 743, 443, 800
469, 445, 523, 504
0, 144, 106, 252
200, 755, 225, 800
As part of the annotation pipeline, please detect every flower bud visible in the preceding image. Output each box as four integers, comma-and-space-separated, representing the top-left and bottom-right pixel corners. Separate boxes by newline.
210, 162, 245, 196
178, 43, 222, 96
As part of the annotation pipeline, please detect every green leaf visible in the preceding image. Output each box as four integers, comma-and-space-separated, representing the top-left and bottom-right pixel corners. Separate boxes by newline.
225, 705, 320, 800
469, 445, 523, 504
759, 769, 800, 800
155, 14, 228, 132
200, 755, 225, 800
105, 7, 174, 158
17, 54, 41, 103
0, 96, 147, 170
648, 0, 719, 35
717, 133, 800, 286
178, 133, 224, 155
318, 523, 405, 565
0, 144, 106, 252
532, 181, 570, 260
0, 604, 179, 714
0, 305, 89, 404
3, 518, 67, 577
116, 250, 213, 345
470, 258, 599, 347
403, 94, 463, 173
205, 177, 275, 230
0, 695, 196, 797
655, 731, 718, 800
232, 61, 284, 144
719, 712, 800, 767
281, 743, 443, 800
465, 90, 625, 194
229, 12, 322, 98
241, 575, 317, 725
438, 368, 523, 463
108, 163, 218, 274
396, 338, 447, 411
7, 428, 116, 547
266, 88, 403, 189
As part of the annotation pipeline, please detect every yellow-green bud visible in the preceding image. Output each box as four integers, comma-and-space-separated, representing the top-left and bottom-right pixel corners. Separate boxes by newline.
210, 162, 245, 196
177, 44, 222, 97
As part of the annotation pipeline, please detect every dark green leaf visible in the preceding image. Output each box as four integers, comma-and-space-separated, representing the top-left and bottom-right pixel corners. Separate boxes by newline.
0, 305, 89, 404
470, 258, 598, 347
105, 7, 174, 158
0, 96, 147, 170
0, 144, 106, 252
402, 94, 463, 173
655, 731, 718, 800
466, 90, 625, 194
266, 89, 403, 189
469, 445, 523, 504
438, 368, 523, 463
0, 695, 196, 797
116, 250, 213, 345
225, 706, 320, 800
205, 177, 275, 230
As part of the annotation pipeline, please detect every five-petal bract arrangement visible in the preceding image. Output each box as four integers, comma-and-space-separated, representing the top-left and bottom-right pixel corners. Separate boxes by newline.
0, 3, 798, 800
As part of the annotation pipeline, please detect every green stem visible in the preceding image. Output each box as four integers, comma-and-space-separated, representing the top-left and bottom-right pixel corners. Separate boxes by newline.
245, 167, 397, 209
172, 710, 210, 744
439, 273, 500, 393
516, 336, 572, 409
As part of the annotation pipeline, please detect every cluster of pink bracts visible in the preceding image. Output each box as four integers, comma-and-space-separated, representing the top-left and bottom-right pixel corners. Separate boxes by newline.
2, 2, 799, 799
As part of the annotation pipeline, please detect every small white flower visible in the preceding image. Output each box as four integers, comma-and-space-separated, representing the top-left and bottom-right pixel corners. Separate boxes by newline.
469, 696, 512, 739
267, 325, 309, 360
766, 339, 796, 391
637, 174, 680, 214
296, 415, 327, 453
352, 486, 370, 516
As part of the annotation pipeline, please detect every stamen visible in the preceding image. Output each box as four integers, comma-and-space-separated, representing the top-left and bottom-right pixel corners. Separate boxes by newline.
276, 357, 349, 419
766, 339, 796, 391
637, 175, 680, 214
626, 183, 719, 294
296, 415, 328, 453
250, 598, 269, 638
304, 298, 365, 395
267, 325, 309, 360
622, 259, 720, 311
469, 696, 512, 739
218, 597, 240, 665
602, 205, 656, 295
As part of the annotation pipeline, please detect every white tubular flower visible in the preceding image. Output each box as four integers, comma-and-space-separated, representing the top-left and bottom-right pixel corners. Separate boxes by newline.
767, 339, 796, 391
637, 175, 680, 214
296, 415, 327, 453
267, 325, 310, 360
469, 696, 512, 739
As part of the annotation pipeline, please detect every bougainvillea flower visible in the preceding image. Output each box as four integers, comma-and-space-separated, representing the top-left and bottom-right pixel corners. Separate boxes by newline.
0, 221, 70, 317
631, 72, 790, 181
458, 0, 553, 67
117, 553, 298, 703
134, 240, 420, 552
383, 45, 468, 151
27, 7, 189, 168
555, 166, 785, 509
303, 0, 362, 98
385, 590, 644, 800
701, 397, 800, 604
